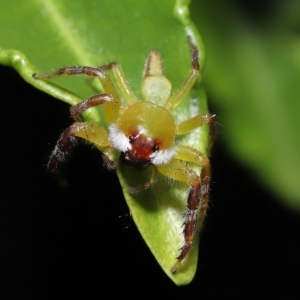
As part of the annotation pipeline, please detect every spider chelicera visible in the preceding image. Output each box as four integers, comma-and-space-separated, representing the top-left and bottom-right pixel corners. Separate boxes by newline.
33, 37, 216, 274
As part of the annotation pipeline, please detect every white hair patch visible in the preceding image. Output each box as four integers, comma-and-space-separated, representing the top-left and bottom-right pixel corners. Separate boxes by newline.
150, 147, 177, 165
108, 123, 131, 152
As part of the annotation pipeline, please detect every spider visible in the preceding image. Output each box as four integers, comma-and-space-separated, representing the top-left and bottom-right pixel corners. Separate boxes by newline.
33, 37, 216, 274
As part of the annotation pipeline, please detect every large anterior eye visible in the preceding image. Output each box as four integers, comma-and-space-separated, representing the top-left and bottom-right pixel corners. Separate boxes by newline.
152, 145, 159, 152
128, 135, 136, 143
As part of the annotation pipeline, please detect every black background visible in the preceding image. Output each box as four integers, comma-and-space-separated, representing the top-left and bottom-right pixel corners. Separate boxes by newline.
1, 1, 300, 296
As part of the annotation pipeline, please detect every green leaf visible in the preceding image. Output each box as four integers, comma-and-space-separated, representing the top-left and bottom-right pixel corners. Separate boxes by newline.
192, 1, 300, 211
0, 0, 210, 285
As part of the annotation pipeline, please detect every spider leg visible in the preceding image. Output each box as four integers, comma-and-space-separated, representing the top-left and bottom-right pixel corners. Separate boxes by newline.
128, 166, 157, 194
156, 146, 211, 274
165, 36, 200, 110
48, 122, 110, 186
33, 66, 121, 122
70, 93, 112, 121
98, 62, 139, 104
173, 145, 211, 263
102, 148, 117, 170
176, 112, 217, 154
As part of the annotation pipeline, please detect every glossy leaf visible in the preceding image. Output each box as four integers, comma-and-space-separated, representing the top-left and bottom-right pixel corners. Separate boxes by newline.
0, 0, 210, 285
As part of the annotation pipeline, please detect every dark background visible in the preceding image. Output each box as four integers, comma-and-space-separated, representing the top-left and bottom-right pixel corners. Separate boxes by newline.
1, 2, 300, 298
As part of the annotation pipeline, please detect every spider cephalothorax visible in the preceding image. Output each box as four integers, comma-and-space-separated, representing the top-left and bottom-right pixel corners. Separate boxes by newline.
33, 37, 216, 274
109, 100, 177, 168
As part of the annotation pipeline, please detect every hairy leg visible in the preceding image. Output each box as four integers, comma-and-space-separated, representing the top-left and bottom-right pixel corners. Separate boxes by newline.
33, 66, 121, 122
48, 122, 110, 185
70, 94, 112, 121
157, 146, 211, 273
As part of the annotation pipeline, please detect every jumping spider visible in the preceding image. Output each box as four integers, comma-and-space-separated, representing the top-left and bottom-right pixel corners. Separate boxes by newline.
33, 37, 216, 274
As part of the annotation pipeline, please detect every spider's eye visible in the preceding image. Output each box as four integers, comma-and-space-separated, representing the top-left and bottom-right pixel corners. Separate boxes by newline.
153, 144, 159, 152
129, 135, 136, 143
